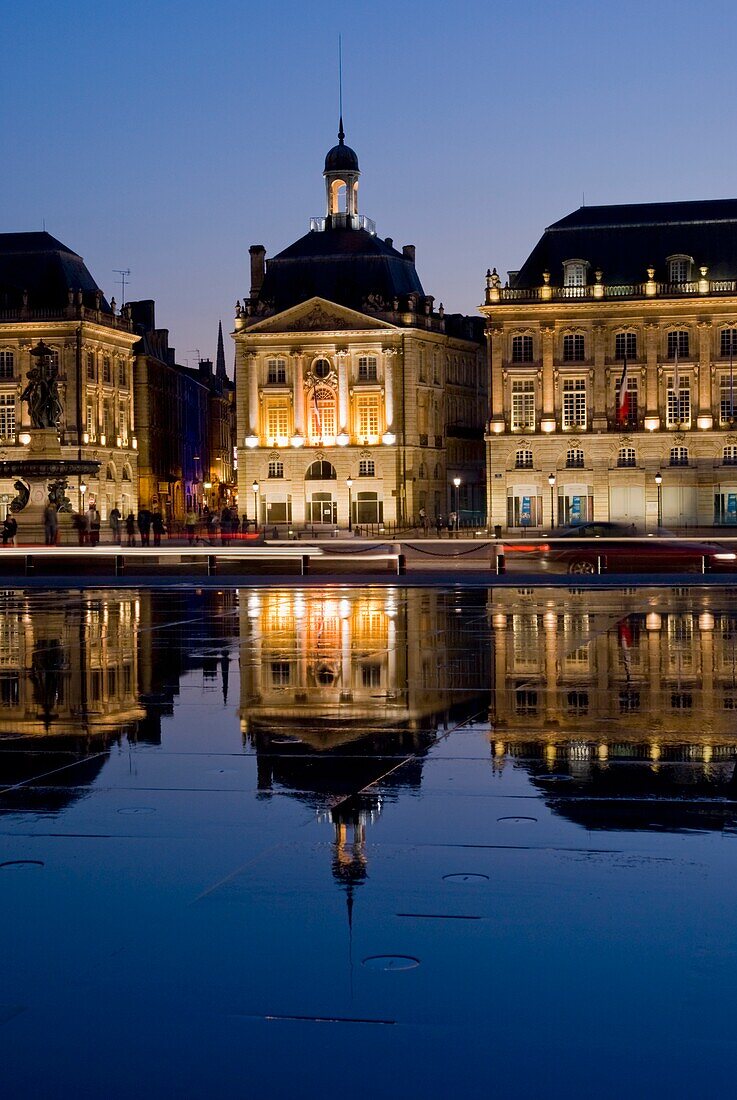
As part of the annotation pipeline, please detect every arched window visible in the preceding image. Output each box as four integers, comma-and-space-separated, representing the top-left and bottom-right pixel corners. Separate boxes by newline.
670, 447, 689, 467
723, 446, 737, 466
566, 448, 585, 469
305, 460, 337, 480
122, 464, 132, 482
668, 255, 692, 284
563, 260, 587, 287
417, 462, 426, 479
308, 386, 337, 443
615, 332, 637, 360
515, 449, 533, 469
617, 447, 636, 468
106, 462, 117, 480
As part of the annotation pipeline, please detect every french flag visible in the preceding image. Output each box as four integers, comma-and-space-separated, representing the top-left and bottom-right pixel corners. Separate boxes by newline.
617, 355, 629, 426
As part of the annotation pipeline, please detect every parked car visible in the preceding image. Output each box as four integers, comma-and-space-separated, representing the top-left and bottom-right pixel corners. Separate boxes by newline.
503, 522, 737, 574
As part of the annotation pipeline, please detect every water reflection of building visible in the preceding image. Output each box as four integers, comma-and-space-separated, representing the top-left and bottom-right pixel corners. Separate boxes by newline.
489, 590, 737, 831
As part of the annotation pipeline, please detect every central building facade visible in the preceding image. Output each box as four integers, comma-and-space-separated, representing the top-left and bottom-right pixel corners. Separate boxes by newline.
234, 125, 486, 530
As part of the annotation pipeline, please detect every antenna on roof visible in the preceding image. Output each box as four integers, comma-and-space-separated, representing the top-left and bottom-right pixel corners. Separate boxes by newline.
42, 217, 46, 231
338, 33, 344, 139
582, 191, 585, 207
114, 268, 131, 305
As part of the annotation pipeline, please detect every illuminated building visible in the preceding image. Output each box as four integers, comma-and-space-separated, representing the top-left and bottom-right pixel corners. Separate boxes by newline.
234, 124, 487, 528
482, 200, 737, 531
0, 233, 139, 518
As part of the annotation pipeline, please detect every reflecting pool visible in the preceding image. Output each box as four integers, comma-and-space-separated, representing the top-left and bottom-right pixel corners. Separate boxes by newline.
2, 585, 737, 1098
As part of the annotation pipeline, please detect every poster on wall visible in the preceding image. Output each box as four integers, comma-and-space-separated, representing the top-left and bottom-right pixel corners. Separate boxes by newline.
520, 496, 531, 526
728, 493, 737, 522
570, 495, 582, 523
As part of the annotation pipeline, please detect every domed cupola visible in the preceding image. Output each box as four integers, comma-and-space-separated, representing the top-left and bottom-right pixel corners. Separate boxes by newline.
324, 118, 361, 227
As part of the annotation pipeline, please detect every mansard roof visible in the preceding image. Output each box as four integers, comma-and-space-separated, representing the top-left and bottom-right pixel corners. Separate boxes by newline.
256, 225, 425, 314
513, 199, 737, 288
0, 231, 111, 311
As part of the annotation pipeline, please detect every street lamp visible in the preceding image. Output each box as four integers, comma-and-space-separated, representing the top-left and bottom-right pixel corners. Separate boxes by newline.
655, 470, 662, 528
80, 480, 87, 511
453, 476, 461, 533
548, 472, 556, 529
346, 476, 353, 533
252, 480, 259, 533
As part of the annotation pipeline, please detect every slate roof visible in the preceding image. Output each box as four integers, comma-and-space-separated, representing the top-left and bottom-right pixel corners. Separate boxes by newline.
256, 225, 425, 313
513, 199, 737, 287
0, 231, 110, 311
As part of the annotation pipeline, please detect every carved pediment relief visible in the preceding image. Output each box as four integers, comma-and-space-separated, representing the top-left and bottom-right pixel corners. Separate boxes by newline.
246, 297, 395, 335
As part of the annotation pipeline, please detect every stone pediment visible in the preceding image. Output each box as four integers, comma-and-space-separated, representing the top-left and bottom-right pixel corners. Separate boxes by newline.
246, 297, 395, 334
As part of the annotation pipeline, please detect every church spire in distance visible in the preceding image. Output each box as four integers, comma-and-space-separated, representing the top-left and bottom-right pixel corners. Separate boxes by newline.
216, 320, 226, 379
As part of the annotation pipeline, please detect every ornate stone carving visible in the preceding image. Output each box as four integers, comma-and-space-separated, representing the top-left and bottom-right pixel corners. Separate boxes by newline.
285, 305, 353, 331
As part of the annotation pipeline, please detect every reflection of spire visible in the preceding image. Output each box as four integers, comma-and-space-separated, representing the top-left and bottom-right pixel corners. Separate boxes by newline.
221, 652, 229, 705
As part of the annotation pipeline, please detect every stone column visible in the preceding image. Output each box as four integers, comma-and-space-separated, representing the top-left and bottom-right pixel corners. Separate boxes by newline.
383, 349, 394, 428
645, 323, 660, 424
698, 321, 713, 422
592, 324, 607, 429
247, 352, 259, 435
541, 326, 555, 422
291, 350, 305, 434
337, 348, 349, 431
489, 327, 504, 422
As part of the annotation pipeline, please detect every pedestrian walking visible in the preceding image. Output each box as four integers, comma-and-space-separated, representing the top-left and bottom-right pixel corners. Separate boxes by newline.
419, 507, 428, 535
231, 514, 241, 539
109, 504, 121, 544
2, 514, 17, 545
43, 503, 58, 545
88, 504, 101, 546
435, 514, 442, 538
125, 512, 136, 546
137, 508, 152, 547
220, 506, 232, 546
152, 510, 166, 547
185, 508, 198, 546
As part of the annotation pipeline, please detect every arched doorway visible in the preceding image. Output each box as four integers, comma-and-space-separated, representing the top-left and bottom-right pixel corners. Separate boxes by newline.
305, 460, 337, 524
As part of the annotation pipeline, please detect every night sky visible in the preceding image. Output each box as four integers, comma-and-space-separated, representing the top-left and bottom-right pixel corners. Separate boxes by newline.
4, 0, 736, 363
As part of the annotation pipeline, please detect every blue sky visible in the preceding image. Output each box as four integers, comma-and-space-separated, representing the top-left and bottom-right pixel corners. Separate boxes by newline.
4, 0, 737, 363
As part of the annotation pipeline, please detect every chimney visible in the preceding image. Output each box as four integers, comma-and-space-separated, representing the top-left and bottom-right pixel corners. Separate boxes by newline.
385, 237, 393, 249
249, 245, 266, 298
128, 299, 156, 332
403, 244, 416, 264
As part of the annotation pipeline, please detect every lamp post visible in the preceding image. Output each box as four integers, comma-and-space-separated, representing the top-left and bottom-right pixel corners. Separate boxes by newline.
453, 476, 461, 533
252, 480, 259, 533
80, 480, 87, 512
346, 476, 353, 533
655, 470, 662, 528
548, 472, 556, 529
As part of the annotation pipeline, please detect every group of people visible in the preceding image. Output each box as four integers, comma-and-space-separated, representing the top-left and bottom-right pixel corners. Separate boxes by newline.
118, 507, 166, 547
184, 506, 245, 546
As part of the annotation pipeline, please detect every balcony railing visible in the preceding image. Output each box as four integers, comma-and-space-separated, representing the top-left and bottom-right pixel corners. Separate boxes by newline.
487, 278, 737, 305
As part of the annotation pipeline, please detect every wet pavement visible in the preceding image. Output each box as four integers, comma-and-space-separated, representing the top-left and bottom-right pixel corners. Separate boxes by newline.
2, 584, 737, 1097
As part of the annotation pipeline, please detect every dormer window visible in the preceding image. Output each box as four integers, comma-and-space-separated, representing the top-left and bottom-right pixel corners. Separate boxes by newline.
563, 260, 588, 287
667, 255, 692, 284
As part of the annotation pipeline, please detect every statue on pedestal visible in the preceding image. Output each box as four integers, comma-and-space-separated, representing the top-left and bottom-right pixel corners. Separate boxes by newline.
21, 340, 63, 430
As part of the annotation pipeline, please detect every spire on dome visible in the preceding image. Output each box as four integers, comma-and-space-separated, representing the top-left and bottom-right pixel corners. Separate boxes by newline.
338, 115, 345, 143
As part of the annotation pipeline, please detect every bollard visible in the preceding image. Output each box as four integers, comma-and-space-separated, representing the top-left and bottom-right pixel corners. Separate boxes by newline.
391, 543, 403, 574
114, 555, 125, 576
495, 549, 506, 575
301, 554, 310, 576
25, 554, 34, 576
207, 555, 217, 575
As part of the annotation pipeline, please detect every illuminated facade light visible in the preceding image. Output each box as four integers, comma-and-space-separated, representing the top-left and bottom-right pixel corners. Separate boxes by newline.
382, 430, 396, 445
245, 434, 259, 449
336, 431, 350, 446
19, 432, 31, 445
291, 433, 305, 448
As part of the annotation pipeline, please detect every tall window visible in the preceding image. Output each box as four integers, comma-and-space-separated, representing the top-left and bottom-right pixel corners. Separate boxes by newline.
118, 359, 127, 387
119, 402, 128, 442
511, 335, 534, 363
515, 449, 533, 469
618, 447, 636, 467
0, 351, 14, 379
615, 332, 637, 360
721, 328, 737, 357
563, 334, 585, 362
103, 401, 114, 439
103, 356, 111, 383
86, 352, 95, 380
720, 376, 737, 425
86, 404, 95, 439
563, 261, 587, 287
356, 395, 380, 442
265, 403, 289, 442
566, 448, 585, 468
359, 459, 375, 476
268, 460, 284, 478
562, 378, 587, 429
267, 358, 286, 384
667, 330, 689, 358
0, 395, 15, 438
723, 446, 737, 466
670, 446, 689, 466
309, 386, 336, 442
511, 379, 535, 430
667, 381, 691, 427
616, 376, 639, 427
358, 356, 377, 381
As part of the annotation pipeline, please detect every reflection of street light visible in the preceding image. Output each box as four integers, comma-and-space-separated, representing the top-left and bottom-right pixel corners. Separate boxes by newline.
346, 476, 353, 532
252, 480, 259, 532
548, 472, 556, 528
453, 477, 461, 532
655, 470, 662, 528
